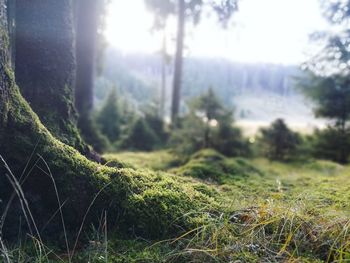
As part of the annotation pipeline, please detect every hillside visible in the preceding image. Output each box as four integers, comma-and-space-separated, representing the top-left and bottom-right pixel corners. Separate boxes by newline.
95, 48, 320, 130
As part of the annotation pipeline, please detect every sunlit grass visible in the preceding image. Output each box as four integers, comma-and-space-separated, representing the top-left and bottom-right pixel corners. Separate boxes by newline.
102, 151, 350, 261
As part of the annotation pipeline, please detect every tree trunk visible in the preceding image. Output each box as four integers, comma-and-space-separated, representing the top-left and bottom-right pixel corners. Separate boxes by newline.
7, 0, 15, 67
204, 124, 210, 148
14, 0, 89, 154
171, 0, 185, 124
160, 29, 167, 118
75, 0, 102, 149
339, 118, 347, 163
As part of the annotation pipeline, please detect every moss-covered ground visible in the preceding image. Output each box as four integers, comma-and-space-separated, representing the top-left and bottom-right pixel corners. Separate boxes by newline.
103, 150, 183, 171
6, 150, 350, 262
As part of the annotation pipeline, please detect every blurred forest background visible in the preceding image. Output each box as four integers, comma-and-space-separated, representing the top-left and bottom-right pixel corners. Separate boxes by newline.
96, 50, 310, 125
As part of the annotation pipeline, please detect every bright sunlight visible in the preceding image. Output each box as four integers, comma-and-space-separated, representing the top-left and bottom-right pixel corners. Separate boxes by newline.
105, 0, 328, 64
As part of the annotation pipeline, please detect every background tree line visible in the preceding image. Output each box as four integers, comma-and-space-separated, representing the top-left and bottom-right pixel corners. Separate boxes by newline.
96, 50, 301, 109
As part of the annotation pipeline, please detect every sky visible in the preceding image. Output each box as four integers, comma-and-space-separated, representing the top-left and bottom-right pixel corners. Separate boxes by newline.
105, 0, 329, 65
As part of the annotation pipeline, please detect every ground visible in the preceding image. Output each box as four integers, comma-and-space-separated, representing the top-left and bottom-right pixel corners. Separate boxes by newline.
8, 150, 350, 262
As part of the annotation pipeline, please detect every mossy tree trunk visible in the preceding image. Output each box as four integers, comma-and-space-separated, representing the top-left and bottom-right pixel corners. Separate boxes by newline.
14, 0, 89, 154
0, 0, 114, 239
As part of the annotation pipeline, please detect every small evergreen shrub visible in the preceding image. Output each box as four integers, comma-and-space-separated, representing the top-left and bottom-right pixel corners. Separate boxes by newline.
259, 118, 302, 161
170, 89, 250, 157
96, 88, 121, 143
119, 118, 159, 151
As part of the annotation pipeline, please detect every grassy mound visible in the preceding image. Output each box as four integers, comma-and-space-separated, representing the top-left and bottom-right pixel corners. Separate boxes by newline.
304, 159, 344, 175
104, 150, 182, 171
172, 149, 263, 183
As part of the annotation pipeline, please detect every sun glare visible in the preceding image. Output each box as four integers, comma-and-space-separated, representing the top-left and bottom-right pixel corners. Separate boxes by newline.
105, 0, 160, 54
105, 0, 328, 64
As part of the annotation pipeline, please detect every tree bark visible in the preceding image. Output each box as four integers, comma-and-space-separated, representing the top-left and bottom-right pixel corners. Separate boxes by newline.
0, 0, 110, 239
171, 0, 185, 124
14, 0, 89, 153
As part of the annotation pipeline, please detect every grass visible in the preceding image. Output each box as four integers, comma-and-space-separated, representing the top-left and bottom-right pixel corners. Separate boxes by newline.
3, 150, 350, 262
103, 150, 350, 262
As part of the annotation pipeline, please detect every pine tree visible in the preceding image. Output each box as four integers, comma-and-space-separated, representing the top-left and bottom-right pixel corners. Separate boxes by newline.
299, 0, 350, 163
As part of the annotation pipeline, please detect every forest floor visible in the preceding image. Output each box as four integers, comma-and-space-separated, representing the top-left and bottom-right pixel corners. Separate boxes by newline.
101, 151, 350, 262
9, 150, 350, 262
